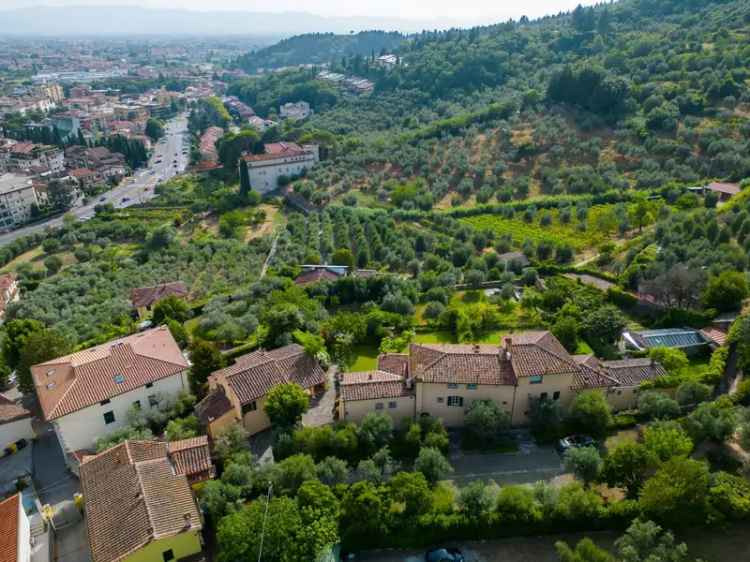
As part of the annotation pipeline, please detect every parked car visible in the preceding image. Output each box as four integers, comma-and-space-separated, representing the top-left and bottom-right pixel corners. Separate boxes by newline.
557, 434, 597, 453
425, 548, 464, 562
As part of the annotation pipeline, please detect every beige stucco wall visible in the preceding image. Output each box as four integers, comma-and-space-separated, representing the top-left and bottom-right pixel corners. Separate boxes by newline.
206, 409, 239, 440
417, 382, 516, 427
511, 373, 577, 426
342, 395, 416, 424
604, 386, 639, 412
241, 396, 272, 436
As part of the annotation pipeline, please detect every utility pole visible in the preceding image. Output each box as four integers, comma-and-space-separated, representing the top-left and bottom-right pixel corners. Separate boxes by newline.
257, 482, 273, 562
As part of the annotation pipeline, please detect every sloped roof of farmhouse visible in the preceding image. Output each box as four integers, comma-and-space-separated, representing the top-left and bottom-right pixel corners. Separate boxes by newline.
340, 371, 413, 401
572, 356, 666, 390
80, 440, 202, 562
0, 395, 31, 425
377, 353, 409, 377
32, 326, 189, 421
409, 331, 580, 386
130, 281, 188, 309
167, 436, 215, 483
0, 494, 20, 562
211, 343, 325, 405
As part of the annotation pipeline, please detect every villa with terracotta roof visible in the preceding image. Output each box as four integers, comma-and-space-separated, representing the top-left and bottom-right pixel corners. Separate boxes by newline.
340, 331, 666, 427
31, 326, 190, 462
241, 142, 319, 194
202, 343, 326, 436
80, 440, 205, 562
130, 281, 189, 319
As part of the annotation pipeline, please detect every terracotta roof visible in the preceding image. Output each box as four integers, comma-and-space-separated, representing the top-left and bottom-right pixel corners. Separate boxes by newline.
0, 395, 31, 425
80, 440, 202, 562
294, 269, 341, 285
410, 343, 517, 385
377, 353, 409, 377
340, 371, 413, 401
707, 182, 740, 196
0, 494, 19, 562
701, 327, 728, 347
130, 281, 188, 309
242, 142, 311, 163
211, 344, 325, 405
195, 387, 234, 425
167, 436, 215, 484
601, 358, 666, 387
508, 331, 581, 378
572, 356, 666, 390
32, 326, 189, 421
409, 331, 579, 386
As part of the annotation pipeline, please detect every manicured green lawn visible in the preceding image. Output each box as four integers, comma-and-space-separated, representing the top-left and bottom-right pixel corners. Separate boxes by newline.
348, 344, 380, 372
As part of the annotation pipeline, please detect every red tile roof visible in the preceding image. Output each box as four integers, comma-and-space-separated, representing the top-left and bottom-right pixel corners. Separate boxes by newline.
0, 395, 31, 425
195, 387, 234, 425
707, 182, 740, 196
293, 268, 341, 285
32, 326, 189, 421
340, 371, 413, 401
377, 353, 409, 377
130, 281, 188, 309
167, 436, 215, 484
572, 356, 666, 390
701, 327, 728, 347
410, 343, 517, 385
211, 344, 325, 405
80, 440, 202, 562
0, 494, 19, 562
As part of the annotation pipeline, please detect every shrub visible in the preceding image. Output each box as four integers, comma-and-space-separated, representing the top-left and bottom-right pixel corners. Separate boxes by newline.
643, 421, 693, 462
568, 390, 613, 439
637, 391, 681, 420
647, 347, 688, 373
414, 447, 453, 485
675, 381, 711, 406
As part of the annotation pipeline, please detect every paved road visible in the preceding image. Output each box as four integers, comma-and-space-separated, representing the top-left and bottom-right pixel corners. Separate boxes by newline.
0, 114, 191, 246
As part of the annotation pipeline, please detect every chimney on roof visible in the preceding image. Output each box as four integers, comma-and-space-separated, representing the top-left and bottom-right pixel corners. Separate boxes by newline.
503, 337, 512, 360
473, 344, 480, 354
368, 373, 373, 380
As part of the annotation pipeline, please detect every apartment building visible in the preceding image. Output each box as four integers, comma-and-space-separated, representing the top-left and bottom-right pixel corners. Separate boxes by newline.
0, 174, 40, 229
0, 143, 64, 175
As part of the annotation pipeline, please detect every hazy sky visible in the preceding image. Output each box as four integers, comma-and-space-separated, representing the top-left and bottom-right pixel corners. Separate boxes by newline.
3, 0, 601, 22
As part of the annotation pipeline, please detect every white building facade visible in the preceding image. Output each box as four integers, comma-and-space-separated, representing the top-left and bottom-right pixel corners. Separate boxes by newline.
0, 174, 40, 228
243, 142, 319, 194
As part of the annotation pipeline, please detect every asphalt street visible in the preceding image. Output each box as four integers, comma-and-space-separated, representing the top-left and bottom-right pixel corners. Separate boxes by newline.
0, 114, 191, 247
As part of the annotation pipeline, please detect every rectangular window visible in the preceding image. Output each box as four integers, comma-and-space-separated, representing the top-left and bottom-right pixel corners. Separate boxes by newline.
467, 384, 478, 390
447, 396, 464, 408
436, 397, 444, 403
375, 402, 384, 410
162, 550, 174, 562
148, 395, 159, 407
132, 400, 141, 410
540, 392, 548, 401
100, 399, 110, 406
145, 382, 154, 389
103, 411, 115, 425
447, 383, 458, 389
529, 375, 544, 385
553, 391, 561, 401
388, 401, 397, 409
241, 401, 257, 415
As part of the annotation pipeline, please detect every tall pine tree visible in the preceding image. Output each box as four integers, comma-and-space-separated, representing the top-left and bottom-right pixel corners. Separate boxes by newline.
239, 158, 251, 198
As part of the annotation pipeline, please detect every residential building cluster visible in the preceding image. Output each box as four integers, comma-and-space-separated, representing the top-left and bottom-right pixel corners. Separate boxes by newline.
318, 70, 375, 94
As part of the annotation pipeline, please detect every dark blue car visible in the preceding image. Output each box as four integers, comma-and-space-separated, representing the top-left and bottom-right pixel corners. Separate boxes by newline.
425, 547, 464, 562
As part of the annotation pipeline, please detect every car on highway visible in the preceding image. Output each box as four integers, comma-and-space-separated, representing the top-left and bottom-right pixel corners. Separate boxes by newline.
425, 547, 464, 562
99, 196, 106, 202
557, 434, 597, 454
121, 197, 130, 203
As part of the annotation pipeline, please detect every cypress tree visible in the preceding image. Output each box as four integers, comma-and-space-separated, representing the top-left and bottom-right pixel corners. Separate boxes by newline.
239, 158, 251, 198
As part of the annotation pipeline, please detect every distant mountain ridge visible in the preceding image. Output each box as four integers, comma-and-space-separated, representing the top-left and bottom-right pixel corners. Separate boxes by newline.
0, 6, 460, 36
